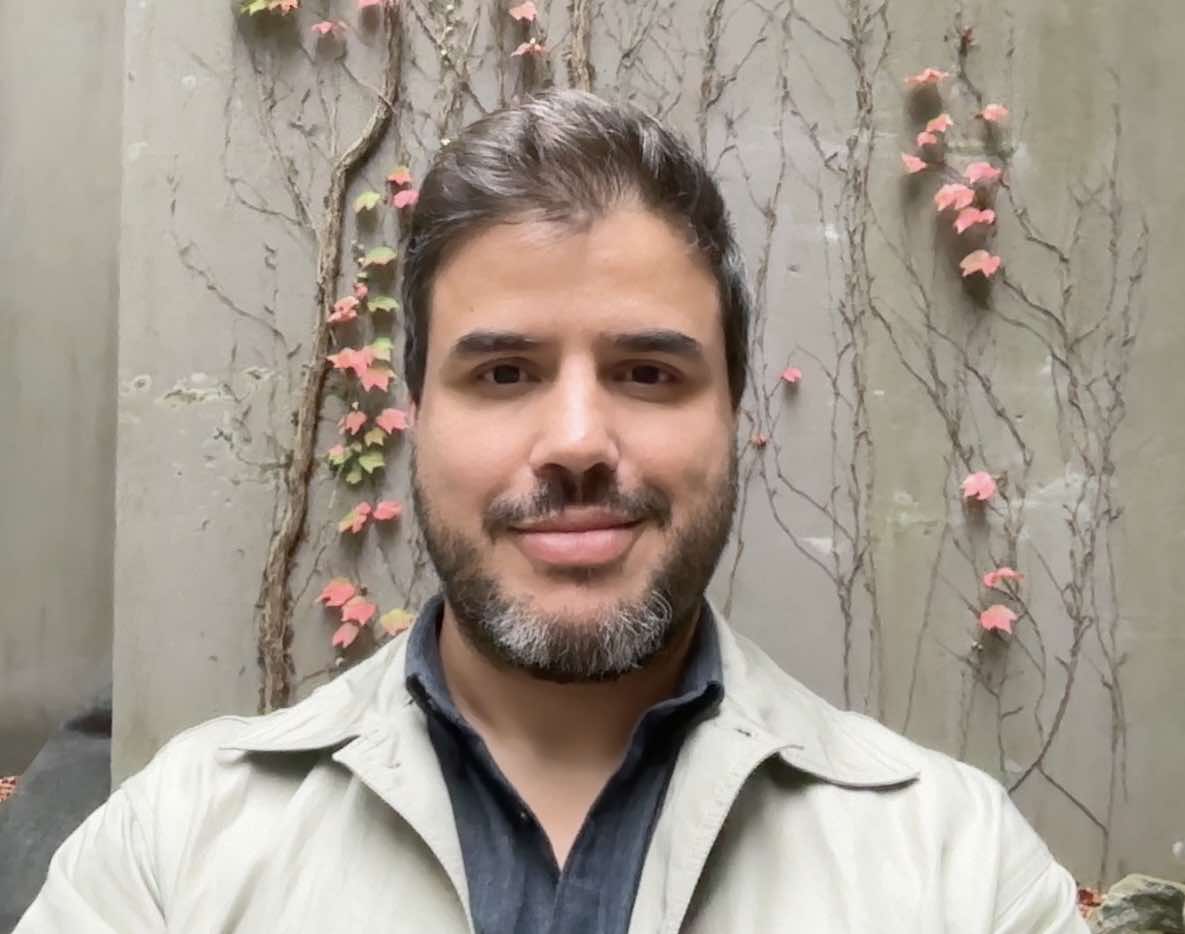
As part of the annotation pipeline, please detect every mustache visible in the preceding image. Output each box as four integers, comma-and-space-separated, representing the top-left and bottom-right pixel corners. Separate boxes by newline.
482, 479, 672, 537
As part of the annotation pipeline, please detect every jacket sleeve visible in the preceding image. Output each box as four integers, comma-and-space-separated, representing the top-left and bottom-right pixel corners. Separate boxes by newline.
990, 786, 1089, 934
13, 780, 166, 933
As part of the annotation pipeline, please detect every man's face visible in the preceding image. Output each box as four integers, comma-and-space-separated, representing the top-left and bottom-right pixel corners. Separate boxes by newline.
409, 204, 738, 682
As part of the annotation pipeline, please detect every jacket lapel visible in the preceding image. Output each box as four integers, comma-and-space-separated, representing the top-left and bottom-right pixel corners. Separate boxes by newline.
629, 599, 920, 934
221, 599, 920, 934
330, 703, 474, 933
219, 634, 473, 931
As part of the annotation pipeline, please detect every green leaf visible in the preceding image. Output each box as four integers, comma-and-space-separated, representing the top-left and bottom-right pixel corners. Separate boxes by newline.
241, 0, 269, 13
357, 450, 386, 474
377, 608, 414, 636
362, 245, 397, 268
368, 337, 394, 362
363, 426, 387, 447
353, 190, 383, 214
344, 465, 363, 485
348, 441, 364, 454
367, 294, 400, 313
327, 447, 349, 467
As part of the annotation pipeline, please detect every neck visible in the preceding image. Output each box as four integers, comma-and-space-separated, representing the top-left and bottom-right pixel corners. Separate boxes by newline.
437, 601, 701, 766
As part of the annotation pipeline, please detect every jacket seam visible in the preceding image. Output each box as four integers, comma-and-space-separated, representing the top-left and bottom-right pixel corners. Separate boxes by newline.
114, 781, 167, 918
992, 847, 1056, 925
827, 711, 921, 780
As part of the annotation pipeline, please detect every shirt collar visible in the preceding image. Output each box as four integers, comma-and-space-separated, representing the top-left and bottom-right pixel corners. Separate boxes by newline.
403, 593, 724, 733
221, 595, 917, 789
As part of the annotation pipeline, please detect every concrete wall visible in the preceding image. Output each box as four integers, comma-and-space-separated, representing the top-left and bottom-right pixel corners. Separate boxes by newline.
0, 1, 122, 773
113, 0, 1185, 886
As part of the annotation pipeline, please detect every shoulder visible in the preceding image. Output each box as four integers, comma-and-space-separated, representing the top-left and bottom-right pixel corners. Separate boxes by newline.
723, 620, 1028, 821
118, 712, 285, 819
723, 623, 1071, 900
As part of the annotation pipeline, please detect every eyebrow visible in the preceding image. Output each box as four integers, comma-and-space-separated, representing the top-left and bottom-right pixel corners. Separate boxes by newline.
447, 328, 706, 362
448, 330, 544, 358
610, 329, 705, 359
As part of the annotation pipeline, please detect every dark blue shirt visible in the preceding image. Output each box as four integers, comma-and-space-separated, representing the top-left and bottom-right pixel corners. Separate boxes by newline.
404, 594, 724, 934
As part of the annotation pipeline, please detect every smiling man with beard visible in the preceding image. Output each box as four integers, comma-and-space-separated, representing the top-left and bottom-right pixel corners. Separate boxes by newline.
17, 90, 1085, 933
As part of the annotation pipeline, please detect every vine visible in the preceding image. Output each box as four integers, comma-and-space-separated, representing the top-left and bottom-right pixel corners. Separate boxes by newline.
244, 0, 405, 711
222, 0, 1150, 885
238, 0, 558, 710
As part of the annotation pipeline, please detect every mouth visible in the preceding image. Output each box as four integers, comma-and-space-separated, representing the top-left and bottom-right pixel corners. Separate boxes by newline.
510, 513, 644, 567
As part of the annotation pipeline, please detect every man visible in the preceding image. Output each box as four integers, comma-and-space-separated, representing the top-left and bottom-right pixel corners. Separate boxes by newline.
16, 89, 1087, 932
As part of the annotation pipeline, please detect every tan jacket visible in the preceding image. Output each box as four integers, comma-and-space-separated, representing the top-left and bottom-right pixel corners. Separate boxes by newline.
17, 607, 1087, 932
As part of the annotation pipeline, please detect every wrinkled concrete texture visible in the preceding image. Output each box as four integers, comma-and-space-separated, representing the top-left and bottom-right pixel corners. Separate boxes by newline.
109, 0, 1185, 888
0, 1, 121, 773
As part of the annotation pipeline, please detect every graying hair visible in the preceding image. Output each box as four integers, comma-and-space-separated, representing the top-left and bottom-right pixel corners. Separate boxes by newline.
399, 88, 752, 410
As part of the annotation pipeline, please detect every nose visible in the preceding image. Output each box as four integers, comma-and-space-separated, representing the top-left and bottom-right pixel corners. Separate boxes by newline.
527, 359, 620, 490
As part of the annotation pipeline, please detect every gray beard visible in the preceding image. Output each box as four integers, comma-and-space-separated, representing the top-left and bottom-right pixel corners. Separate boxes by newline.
455, 578, 680, 683
409, 446, 737, 683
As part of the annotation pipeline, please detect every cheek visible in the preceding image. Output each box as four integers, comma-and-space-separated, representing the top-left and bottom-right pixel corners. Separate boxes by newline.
627, 416, 731, 508
416, 422, 520, 515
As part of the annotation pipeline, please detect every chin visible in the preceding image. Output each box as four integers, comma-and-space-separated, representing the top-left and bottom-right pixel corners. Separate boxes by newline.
512, 565, 648, 611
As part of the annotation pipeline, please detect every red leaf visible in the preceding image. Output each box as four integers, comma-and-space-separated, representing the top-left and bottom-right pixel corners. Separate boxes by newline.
512, 39, 545, 56
387, 165, 413, 186
358, 0, 388, 7
373, 500, 403, 521
276, 0, 299, 11
916, 131, 939, 148
780, 366, 803, 385
961, 471, 998, 501
392, 188, 419, 209
979, 604, 1017, 634
376, 407, 409, 433
959, 249, 1002, 278
953, 207, 996, 234
509, 1, 537, 21
328, 295, 360, 325
317, 577, 357, 608
979, 103, 1009, 124
965, 161, 1002, 185
328, 347, 377, 379
311, 19, 345, 36
332, 621, 360, 649
901, 153, 928, 174
341, 410, 367, 435
934, 183, 975, 212
904, 67, 949, 89
752, 432, 769, 448
925, 113, 953, 134
1077, 887, 1103, 915
360, 364, 394, 392
353, 282, 368, 300
341, 595, 377, 625
983, 566, 1024, 589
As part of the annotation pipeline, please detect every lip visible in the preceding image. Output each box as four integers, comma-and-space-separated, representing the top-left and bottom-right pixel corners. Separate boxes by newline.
511, 513, 643, 566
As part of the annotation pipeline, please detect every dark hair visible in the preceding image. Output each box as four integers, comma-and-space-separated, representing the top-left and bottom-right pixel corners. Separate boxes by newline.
400, 89, 751, 411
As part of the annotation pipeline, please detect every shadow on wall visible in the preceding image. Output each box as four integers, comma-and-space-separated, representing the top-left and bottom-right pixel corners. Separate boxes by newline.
0, 686, 112, 930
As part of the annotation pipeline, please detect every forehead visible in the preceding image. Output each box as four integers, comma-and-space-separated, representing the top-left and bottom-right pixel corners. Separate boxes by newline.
426, 206, 723, 348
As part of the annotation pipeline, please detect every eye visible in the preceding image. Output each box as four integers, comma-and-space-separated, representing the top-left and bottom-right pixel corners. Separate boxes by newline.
477, 362, 531, 386
620, 363, 677, 385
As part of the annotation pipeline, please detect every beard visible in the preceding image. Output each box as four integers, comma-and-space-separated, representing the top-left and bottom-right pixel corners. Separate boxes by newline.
409, 445, 739, 683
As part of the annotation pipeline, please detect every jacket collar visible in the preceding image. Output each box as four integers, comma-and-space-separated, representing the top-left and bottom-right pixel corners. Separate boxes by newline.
221, 598, 919, 789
